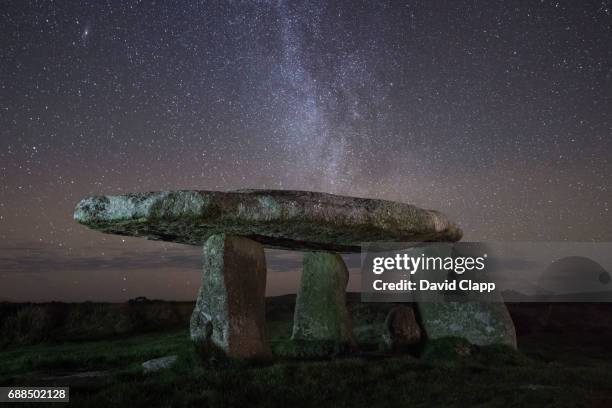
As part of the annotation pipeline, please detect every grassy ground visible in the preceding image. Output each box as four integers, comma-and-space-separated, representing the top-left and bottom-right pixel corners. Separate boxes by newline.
2, 298, 612, 407
0, 331, 190, 381
1, 330, 612, 407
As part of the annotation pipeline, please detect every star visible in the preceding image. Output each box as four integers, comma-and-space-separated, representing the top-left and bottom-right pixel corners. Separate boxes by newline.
0, 0, 610, 301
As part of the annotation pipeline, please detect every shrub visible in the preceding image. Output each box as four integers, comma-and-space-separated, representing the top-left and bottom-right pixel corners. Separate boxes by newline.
1, 305, 53, 345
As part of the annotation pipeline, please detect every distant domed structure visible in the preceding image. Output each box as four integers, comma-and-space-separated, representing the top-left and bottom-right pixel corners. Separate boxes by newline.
538, 256, 610, 296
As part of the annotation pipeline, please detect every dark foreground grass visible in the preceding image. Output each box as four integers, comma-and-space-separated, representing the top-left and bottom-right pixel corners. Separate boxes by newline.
1, 331, 612, 407
0, 331, 190, 380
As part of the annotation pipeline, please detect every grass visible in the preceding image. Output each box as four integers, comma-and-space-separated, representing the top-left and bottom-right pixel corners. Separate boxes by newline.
2, 298, 612, 407
1, 331, 612, 407
0, 331, 189, 381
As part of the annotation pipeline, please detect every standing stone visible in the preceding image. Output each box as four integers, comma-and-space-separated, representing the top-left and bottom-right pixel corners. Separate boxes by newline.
408, 243, 517, 348
417, 302, 517, 348
190, 234, 269, 358
292, 251, 355, 348
383, 306, 422, 351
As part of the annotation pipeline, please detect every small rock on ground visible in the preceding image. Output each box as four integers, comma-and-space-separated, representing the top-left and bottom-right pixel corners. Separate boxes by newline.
142, 355, 177, 373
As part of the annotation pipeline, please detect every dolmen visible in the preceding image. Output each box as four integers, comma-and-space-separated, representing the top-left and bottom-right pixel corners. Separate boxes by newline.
73, 189, 515, 358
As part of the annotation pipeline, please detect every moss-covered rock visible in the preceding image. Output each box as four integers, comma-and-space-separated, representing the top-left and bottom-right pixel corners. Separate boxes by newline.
190, 234, 270, 358
418, 302, 517, 348
382, 306, 422, 352
291, 252, 355, 354
74, 189, 462, 252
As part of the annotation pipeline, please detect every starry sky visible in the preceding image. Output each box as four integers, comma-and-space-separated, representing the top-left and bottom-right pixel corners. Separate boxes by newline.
1, 0, 611, 302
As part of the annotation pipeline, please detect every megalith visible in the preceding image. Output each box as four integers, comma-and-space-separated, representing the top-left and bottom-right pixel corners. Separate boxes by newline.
73, 189, 465, 358
292, 251, 355, 348
412, 243, 517, 348
190, 234, 270, 358
417, 301, 517, 348
382, 306, 422, 352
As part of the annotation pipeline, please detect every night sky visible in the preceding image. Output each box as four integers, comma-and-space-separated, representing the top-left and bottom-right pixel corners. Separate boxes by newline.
1, 0, 611, 302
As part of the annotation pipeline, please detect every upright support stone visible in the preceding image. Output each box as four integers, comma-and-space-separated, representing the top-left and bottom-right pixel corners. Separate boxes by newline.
413, 243, 517, 349
190, 234, 269, 358
292, 251, 355, 348
417, 302, 517, 348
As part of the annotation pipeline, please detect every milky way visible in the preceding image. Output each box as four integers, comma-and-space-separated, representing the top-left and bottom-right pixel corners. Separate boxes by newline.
1, 1, 611, 301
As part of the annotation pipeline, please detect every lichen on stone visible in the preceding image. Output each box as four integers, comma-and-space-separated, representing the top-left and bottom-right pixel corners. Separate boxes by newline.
291, 251, 355, 353
190, 234, 269, 358
417, 301, 517, 348
74, 189, 462, 251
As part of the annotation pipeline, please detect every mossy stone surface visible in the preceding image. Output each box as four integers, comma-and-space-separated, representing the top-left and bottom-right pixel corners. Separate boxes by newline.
291, 252, 355, 353
418, 301, 517, 348
382, 306, 422, 352
190, 234, 269, 358
74, 189, 462, 252
403, 244, 517, 349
